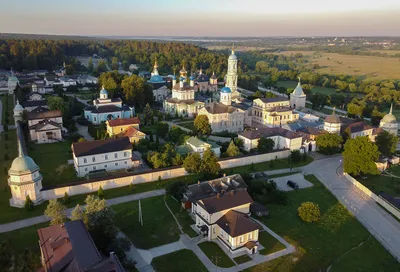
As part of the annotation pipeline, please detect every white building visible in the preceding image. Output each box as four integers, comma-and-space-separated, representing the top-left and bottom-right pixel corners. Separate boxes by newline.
194, 68, 218, 92
77, 75, 98, 85
252, 97, 299, 127
59, 77, 77, 87
346, 121, 382, 142
147, 60, 170, 102
379, 104, 398, 135
323, 110, 342, 134
177, 137, 221, 158
225, 47, 238, 94
8, 69, 19, 94
31, 82, 46, 94
182, 175, 260, 254
27, 109, 63, 144
71, 137, 133, 177
238, 127, 303, 152
290, 78, 307, 109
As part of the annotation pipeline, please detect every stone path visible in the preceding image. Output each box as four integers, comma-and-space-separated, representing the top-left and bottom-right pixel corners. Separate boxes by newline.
0, 189, 165, 233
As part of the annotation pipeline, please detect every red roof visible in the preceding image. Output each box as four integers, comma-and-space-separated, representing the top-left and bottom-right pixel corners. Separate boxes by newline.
107, 117, 140, 127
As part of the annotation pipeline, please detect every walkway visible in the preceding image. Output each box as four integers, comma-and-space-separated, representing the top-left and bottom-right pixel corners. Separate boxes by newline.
74, 116, 94, 141
0, 189, 165, 233
303, 156, 400, 261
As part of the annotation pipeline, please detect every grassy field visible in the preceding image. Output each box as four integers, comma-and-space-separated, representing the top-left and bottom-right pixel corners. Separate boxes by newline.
165, 196, 197, 237
27, 141, 79, 187
113, 195, 181, 249
198, 241, 235, 268
277, 80, 344, 97
360, 165, 400, 197
258, 231, 286, 255
234, 254, 252, 264
176, 121, 195, 131
244, 175, 400, 272
151, 249, 208, 272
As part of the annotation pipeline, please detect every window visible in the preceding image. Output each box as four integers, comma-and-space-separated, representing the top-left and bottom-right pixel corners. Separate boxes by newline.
93, 166, 96, 170
84, 158, 87, 163
240, 235, 244, 243
115, 162, 118, 166
248, 233, 252, 240
121, 128, 123, 132
84, 168, 88, 171
94, 117, 97, 122
114, 153, 118, 159
92, 157, 96, 162
124, 152, 128, 157
213, 227, 216, 235
104, 165, 107, 168
105, 155, 108, 160
124, 161, 127, 164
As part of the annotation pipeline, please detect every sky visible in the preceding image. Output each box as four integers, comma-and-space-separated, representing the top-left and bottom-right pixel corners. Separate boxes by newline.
0, 0, 399, 37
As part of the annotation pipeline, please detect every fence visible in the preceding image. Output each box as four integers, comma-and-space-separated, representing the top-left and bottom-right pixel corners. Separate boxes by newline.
343, 173, 400, 220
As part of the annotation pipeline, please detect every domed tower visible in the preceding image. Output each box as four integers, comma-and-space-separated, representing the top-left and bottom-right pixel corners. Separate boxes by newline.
8, 68, 19, 95
210, 71, 218, 85
172, 74, 177, 87
151, 58, 159, 76
13, 100, 24, 123
290, 77, 306, 109
380, 104, 398, 135
99, 86, 108, 99
324, 108, 342, 134
8, 136, 43, 207
220, 87, 232, 106
190, 73, 195, 87
179, 66, 187, 80
225, 45, 238, 94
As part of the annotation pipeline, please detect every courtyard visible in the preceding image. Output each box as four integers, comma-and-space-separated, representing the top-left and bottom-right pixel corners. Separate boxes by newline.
269, 173, 314, 191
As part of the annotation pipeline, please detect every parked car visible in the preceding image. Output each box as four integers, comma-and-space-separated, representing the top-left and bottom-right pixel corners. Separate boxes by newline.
287, 180, 299, 190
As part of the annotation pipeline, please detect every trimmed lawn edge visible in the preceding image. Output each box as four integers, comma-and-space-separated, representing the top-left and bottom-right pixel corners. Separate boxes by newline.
198, 241, 235, 268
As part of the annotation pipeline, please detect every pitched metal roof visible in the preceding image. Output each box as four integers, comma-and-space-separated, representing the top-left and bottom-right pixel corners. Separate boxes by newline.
27, 109, 62, 120
197, 190, 253, 214
239, 127, 302, 140
72, 137, 131, 157
216, 210, 261, 237
107, 117, 140, 127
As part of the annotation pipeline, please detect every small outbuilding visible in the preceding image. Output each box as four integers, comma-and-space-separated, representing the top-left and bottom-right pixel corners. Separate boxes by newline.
251, 202, 270, 217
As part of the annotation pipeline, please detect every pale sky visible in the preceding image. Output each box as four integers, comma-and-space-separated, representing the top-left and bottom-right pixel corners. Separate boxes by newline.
0, 0, 399, 36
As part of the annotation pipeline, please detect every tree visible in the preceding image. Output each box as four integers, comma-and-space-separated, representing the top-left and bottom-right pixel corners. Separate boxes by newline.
298, 202, 320, 223
290, 150, 302, 163
48, 96, 66, 113
183, 152, 202, 173
62, 192, 70, 205
45, 199, 67, 225
200, 148, 221, 179
316, 134, 343, 154
258, 137, 274, 153
375, 130, 397, 156
165, 180, 187, 200
24, 195, 34, 210
88, 57, 94, 72
194, 115, 212, 135
144, 103, 153, 125
0, 240, 12, 268
121, 74, 153, 108
111, 57, 119, 70
343, 137, 380, 176
97, 186, 104, 198
225, 141, 240, 157
71, 204, 84, 221
309, 93, 328, 110
156, 122, 169, 138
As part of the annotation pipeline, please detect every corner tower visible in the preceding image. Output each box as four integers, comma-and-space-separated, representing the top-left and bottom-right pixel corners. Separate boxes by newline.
290, 77, 306, 109
225, 45, 238, 94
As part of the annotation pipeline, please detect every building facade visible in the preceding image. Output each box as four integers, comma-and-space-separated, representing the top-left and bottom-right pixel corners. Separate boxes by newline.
177, 137, 221, 158
148, 60, 170, 102
379, 104, 398, 135
72, 137, 134, 177
290, 78, 307, 109
27, 109, 63, 144
84, 87, 134, 124
252, 97, 299, 127
323, 110, 342, 134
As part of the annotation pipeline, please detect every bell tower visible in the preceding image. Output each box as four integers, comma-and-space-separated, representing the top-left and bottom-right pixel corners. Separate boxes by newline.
225, 45, 238, 94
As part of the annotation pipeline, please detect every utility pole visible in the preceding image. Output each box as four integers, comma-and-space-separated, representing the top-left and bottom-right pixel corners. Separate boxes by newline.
138, 199, 143, 226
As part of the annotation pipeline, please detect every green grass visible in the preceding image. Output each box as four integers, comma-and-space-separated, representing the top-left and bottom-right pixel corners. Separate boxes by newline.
151, 249, 208, 272
277, 80, 343, 97
176, 121, 195, 131
165, 196, 197, 237
243, 175, 400, 272
27, 141, 79, 186
234, 254, 252, 264
269, 171, 301, 178
198, 241, 235, 268
359, 165, 400, 197
113, 195, 181, 249
258, 231, 286, 255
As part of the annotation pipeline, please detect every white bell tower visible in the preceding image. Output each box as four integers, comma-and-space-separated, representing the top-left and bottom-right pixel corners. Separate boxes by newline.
225, 45, 238, 94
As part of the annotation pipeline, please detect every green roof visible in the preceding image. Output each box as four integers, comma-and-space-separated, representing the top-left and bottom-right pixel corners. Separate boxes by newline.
176, 144, 193, 155
186, 137, 208, 148
207, 141, 221, 149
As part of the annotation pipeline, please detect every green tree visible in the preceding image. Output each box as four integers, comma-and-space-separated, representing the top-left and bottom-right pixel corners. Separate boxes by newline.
200, 148, 221, 179
183, 152, 202, 173
71, 204, 84, 221
62, 192, 70, 205
144, 103, 153, 125
0, 240, 12, 268
111, 57, 119, 70
121, 74, 153, 108
24, 195, 34, 211
343, 137, 380, 176
316, 134, 343, 154
258, 137, 274, 153
309, 93, 328, 110
48, 96, 66, 113
97, 186, 104, 198
156, 122, 169, 138
88, 57, 94, 72
194, 115, 212, 135
375, 130, 397, 156
298, 202, 320, 223
225, 141, 240, 157
44, 199, 67, 225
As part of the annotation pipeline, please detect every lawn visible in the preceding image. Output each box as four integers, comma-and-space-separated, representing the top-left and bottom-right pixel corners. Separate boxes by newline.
243, 175, 400, 272
360, 165, 400, 197
113, 195, 181, 249
234, 254, 252, 264
165, 196, 197, 237
198, 241, 235, 268
27, 141, 79, 186
258, 231, 286, 255
176, 121, 195, 132
151, 249, 208, 272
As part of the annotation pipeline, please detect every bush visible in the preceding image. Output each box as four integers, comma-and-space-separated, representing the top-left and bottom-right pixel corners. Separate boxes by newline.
24, 195, 34, 211
290, 150, 302, 163
63, 192, 70, 205
97, 186, 104, 198
298, 202, 320, 223
4, 154, 9, 160
165, 180, 186, 200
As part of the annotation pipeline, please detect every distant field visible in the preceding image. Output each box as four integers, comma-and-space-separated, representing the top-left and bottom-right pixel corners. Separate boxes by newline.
277, 80, 347, 97
272, 51, 400, 80
206, 45, 269, 51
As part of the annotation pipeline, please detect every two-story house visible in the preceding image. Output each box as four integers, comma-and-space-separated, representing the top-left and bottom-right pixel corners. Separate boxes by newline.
106, 117, 146, 143
238, 127, 303, 152
71, 137, 136, 177
27, 109, 63, 144
177, 137, 221, 158
182, 174, 260, 254
252, 97, 299, 127
346, 121, 382, 142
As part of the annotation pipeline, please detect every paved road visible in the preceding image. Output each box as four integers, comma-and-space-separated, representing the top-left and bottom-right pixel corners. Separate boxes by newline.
65, 93, 90, 106
303, 156, 400, 261
0, 189, 165, 233
74, 116, 94, 141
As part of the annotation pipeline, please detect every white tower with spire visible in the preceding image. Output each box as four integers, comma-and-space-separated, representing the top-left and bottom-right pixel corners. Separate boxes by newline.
380, 104, 398, 135
8, 68, 19, 95
225, 45, 238, 94
290, 77, 307, 109
151, 58, 159, 76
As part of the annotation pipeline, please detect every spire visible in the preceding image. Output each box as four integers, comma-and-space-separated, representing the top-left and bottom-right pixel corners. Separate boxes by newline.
332, 106, 336, 115
17, 138, 24, 158
16, 99, 20, 105
390, 103, 393, 114
154, 58, 158, 69
231, 43, 235, 55
199, 66, 203, 75
298, 76, 301, 85
102, 85, 105, 90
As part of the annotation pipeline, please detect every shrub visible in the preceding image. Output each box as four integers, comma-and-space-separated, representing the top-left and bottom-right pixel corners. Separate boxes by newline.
24, 195, 34, 211
97, 186, 104, 198
63, 192, 70, 205
298, 202, 320, 223
4, 154, 9, 160
165, 180, 186, 200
